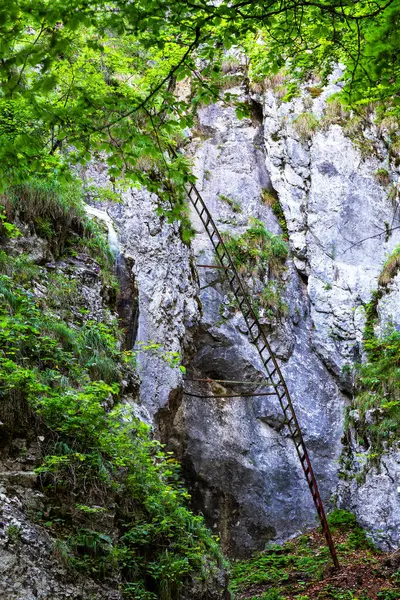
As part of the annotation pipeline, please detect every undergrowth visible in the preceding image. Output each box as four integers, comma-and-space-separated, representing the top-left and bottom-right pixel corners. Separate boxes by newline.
0, 183, 223, 599
0, 176, 114, 274
231, 510, 398, 600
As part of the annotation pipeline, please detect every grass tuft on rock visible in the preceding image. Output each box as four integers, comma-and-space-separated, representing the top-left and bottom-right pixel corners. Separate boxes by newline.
378, 245, 400, 287
223, 217, 288, 279
292, 112, 319, 141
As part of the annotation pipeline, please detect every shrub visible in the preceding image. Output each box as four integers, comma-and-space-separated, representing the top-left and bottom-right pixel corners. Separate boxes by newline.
222, 218, 288, 279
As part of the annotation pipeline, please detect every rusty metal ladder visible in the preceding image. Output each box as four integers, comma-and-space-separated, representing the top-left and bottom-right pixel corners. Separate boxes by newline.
186, 181, 339, 568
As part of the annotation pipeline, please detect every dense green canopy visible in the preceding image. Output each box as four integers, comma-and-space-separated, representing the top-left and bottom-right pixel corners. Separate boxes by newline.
0, 0, 399, 220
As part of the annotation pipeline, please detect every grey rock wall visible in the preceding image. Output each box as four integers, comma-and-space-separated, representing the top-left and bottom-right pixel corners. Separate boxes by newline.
160, 93, 346, 556
109, 187, 199, 420
261, 73, 400, 550
84, 74, 400, 555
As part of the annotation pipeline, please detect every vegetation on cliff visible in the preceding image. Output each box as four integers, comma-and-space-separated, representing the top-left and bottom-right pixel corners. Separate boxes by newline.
343, 245, 400, 469
1, 1, 400, 597
0, 188, 223, 599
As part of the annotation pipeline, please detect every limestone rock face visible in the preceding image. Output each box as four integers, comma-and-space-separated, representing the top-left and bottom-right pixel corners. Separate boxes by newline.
87, 77, 400, 556
109, 188, 199, 419
6, 74, 400, 596
263, 79, 400, 382
158, 96, 346, 556
262, 74, 400, 550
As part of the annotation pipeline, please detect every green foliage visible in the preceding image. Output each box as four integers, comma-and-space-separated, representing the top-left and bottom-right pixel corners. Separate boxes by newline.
353, 331, 400, 452
326, 509, 357, 531
0, 205, 21, 239
223, 218, 288, 279
6, 524, 21, 543
378, 591, 400, 600
378, 245, 400, 287
0, 0, 397, 234
0, 252, 41, 284
260, 281, 288, 320
0, 241, 221, 597
243, 3, 400, 120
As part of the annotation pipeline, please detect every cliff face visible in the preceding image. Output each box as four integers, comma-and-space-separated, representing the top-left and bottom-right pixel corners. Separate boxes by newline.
261, 73, 400, 551
4, 72, 399, 597
106, 76, 400, 556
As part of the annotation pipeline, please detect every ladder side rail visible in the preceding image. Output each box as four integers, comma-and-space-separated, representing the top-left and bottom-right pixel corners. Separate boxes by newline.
190, 183, 302, 429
